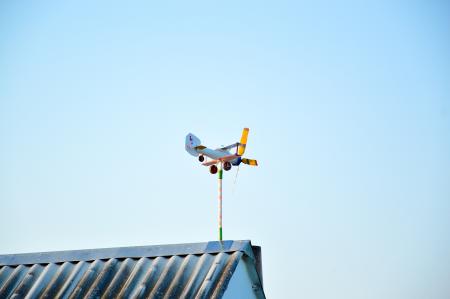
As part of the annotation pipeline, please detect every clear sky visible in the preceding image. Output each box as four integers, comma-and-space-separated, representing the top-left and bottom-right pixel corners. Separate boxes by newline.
1, 1, 449, 298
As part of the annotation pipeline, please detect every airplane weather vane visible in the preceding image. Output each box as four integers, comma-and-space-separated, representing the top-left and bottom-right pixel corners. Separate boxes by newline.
185, 128, 258, 241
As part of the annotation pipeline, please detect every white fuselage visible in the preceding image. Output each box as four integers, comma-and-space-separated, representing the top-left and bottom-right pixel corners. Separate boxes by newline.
199, 148, 232, 160
199, 148, 240, 165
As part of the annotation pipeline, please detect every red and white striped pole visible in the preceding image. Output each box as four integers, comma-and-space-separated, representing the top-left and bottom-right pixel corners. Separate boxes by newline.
218, 162, 223, 241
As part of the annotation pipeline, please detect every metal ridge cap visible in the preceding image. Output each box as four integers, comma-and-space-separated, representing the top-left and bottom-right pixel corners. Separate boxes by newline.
0, 240, 254, 266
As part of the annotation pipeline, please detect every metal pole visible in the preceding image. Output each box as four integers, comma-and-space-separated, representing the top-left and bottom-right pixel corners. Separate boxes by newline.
218, 162, 223, 241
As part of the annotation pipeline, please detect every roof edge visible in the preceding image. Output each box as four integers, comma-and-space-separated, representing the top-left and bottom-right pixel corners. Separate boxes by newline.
0, 240, 256, 266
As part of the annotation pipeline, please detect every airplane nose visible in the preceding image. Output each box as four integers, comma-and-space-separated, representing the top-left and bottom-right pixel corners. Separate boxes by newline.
232, 157, 242, 166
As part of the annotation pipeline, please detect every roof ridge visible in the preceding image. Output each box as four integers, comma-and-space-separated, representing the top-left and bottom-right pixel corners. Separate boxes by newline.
0, 240, 256, 266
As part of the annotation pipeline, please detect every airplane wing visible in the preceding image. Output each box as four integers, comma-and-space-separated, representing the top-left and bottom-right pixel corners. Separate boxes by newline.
202, 160, 220, 166
218, 143, 239, 151
202, 154, 239, 166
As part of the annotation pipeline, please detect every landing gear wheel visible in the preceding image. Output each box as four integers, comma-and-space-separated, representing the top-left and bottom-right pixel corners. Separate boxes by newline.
210, 165, 218, 174
224, 162, 232, 171
198, 155, 205, 162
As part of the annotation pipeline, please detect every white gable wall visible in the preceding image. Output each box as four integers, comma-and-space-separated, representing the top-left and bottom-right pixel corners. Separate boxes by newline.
222, 259, 261, 299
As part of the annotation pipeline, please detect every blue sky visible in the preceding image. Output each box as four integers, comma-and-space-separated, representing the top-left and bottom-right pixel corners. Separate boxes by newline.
1, 1, 449, 298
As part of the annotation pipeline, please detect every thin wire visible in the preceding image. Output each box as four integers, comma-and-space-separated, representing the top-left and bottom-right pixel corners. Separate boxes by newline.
232, 165, 240, 194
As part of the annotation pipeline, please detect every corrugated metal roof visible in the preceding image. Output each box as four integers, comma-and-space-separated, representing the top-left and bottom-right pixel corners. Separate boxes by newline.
0, 240, 265, 299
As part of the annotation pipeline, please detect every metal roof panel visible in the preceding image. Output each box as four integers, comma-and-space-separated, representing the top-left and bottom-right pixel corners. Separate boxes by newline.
0, 240, 265, 299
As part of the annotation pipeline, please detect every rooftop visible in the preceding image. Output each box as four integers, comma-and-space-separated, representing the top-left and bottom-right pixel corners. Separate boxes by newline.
0, 240, 265, 298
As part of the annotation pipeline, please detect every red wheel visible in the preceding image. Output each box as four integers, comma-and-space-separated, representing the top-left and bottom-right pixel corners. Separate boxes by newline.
224, 162, 232, 171
210, 165, 218, 174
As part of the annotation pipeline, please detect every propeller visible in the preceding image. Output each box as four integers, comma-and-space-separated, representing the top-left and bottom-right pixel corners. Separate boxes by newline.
235, 128, 258, 167
233, 128, 258, 194
237, 128, 258, 166
237, 128, 249, 156
241, 158, 258, 166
